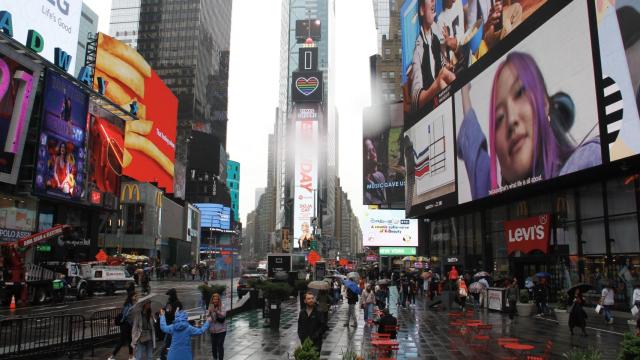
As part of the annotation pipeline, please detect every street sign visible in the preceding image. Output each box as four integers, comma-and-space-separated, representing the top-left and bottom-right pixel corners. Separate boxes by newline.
308, 250, 321, 265
379, 247, 417, 256
310, 240, 318, 250
36, 244, 51, 252
339, 258, 348, 266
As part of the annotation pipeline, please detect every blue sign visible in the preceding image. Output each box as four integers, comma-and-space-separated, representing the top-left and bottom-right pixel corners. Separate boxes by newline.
195, 203, 231, 230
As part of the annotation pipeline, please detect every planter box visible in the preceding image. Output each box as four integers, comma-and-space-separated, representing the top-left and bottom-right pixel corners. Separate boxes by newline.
516, 302, 535, 317
554, 308, 570, 326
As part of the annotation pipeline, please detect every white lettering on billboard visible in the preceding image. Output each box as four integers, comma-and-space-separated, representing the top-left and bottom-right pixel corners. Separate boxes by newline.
3, 0, 82, 73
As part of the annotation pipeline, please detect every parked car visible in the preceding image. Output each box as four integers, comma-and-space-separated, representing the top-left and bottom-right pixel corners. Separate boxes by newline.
237, 274, 266, 298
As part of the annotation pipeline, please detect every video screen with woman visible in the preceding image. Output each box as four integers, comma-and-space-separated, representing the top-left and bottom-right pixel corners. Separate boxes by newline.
455, 0, 601, 203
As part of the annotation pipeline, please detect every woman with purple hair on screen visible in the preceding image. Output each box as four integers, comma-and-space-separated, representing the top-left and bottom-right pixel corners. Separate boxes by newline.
457, 52, 601, 199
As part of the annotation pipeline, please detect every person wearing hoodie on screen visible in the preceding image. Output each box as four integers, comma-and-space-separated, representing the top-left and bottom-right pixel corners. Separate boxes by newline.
159, 309, 210, 360
456, 52, 601, 200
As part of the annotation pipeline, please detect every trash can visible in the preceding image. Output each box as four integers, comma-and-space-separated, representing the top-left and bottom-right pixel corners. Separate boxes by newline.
269, 300, 281, 331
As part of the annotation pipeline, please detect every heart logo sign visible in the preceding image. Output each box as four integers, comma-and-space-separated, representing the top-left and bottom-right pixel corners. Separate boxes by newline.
296, 77, 319, 96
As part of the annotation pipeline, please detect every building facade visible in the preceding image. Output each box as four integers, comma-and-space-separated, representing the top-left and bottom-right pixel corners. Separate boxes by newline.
109, 0, 141, 49
75, 2, 99, 77
226, 160, 240, 223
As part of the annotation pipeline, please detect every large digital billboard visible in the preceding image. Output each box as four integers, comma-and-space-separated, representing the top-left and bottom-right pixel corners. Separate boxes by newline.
362, 208, 418, 247
0, 43, 41, 184
404, 96, 456, 216
196, 203, 231, 230
291, 71, 323, 103
35, 71, 88, 201
1, 1, 82, 73
293, 105, 319, 250
93, 33, 177, 192
455, 0, 600, 203
594, 0, 640, 162
363, 102, 405, 209
88, 114, 123, 195
401, 0, 548, 124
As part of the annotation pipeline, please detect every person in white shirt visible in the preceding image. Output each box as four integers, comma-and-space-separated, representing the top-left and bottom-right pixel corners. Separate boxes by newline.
437, 0, 466, 64
632, 284, 640, 309
601, 284, 615, 324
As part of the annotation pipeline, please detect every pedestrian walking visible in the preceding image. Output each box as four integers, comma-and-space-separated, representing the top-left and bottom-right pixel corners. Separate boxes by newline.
400, 276, 410, 308
478, 277, 489, 308
344, 285, 359, 328
316, 289, 330, 331
208, 293, 227, 360
534, 278, 549, 316
409, 279, 417, 305
569, 288, 588, 336
457, 277, 469, 311
161, 288, 183, 360
375, 284, 387, 310
506, 278, 518, 320
159, 309, 210, 360
298, 292, 324, 353
332, 279, 341, 309
361, 284, 375, 324
141, 271, 150, 295
131, 300, 156, 360
108, 292, 137, 360
632, 283, 640, 309
600, 282, 615, 324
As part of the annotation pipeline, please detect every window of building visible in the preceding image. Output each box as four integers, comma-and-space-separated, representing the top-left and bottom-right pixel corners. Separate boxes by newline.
389, 72, 395, 79
125, 204, 144, 234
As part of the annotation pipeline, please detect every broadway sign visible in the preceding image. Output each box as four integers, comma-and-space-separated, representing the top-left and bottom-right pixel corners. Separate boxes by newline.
504, 214, 551, 255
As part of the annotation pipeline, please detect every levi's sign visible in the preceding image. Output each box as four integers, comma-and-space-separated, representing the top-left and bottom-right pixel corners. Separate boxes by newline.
504, 214, 551, 255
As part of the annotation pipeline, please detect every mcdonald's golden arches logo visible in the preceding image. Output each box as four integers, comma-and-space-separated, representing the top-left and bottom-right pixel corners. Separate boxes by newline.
121, 184, 140, 202
516, 201, 528, 217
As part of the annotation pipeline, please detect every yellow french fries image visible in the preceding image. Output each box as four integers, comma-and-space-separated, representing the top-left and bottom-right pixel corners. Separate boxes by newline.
126, 120, 154, 136
98, 34, 151, 78
124, 131, 174, 177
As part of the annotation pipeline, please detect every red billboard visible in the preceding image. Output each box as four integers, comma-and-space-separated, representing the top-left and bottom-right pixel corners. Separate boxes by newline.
88, 115, 123, 195
93, 33, 177, 192
504, 214, 551, 255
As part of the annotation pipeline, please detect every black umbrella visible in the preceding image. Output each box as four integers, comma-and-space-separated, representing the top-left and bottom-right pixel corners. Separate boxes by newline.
566, 283, 593, 298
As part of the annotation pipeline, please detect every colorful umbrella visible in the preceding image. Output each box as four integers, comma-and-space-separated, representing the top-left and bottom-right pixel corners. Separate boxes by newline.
474, 271, 491, 278
342, 279, 362, 294
401, 256, 416, 261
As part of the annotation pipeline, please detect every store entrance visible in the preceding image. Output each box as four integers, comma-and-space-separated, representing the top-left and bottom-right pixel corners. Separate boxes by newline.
512, 257, 549, 288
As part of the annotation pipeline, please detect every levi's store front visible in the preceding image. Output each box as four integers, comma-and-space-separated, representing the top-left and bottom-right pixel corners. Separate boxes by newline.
425, 174, 640, 309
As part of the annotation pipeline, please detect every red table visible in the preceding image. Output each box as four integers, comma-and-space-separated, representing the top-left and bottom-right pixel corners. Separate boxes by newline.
502, 342, 535, 359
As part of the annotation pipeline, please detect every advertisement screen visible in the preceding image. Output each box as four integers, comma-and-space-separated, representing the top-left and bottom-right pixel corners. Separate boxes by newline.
293, 105, 319, 250
401, 0, 548, 123
455, 1, 601, 204
594, 0, 640, 161
196, 203, 231, 230
0, 44, 41, 184
362, 209, 418, 247
35, 71, 88, 201
404, 96, 456, 216
291, 71, 323, 103
93, 33, 177, 192
1, 1, 82, 73
363, 102, 405, 208
88, 114, 123, 195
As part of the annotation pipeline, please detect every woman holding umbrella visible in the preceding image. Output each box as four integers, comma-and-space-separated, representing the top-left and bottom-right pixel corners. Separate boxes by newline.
131, 299, 157, 359
569, 288, 588, 336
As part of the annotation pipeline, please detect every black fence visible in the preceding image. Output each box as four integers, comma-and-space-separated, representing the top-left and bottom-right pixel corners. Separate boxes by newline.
0, 308, 121, 359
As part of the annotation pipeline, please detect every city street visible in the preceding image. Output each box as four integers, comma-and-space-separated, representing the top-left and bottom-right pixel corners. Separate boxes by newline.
0, 279, 238, 320
47, 285, 626, 360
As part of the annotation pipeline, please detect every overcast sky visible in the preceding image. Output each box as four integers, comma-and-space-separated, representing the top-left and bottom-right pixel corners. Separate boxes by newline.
84, 0, 377, 227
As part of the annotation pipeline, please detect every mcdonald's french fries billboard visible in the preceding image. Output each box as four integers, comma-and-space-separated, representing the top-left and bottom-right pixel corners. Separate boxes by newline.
93, 33, 177, 192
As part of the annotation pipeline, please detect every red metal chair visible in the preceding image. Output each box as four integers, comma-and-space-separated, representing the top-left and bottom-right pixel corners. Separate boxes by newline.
526, 340, 553, 360
469, 324, 493, 352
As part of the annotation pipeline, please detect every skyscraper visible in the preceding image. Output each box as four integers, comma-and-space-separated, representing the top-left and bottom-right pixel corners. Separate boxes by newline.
109, 0, 141, 49
132, 0, 233, 199
75, 2, 99, 77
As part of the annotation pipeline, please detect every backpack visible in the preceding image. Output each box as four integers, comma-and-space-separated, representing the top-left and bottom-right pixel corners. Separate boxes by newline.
347, 288, 358, 302
115, 303, 132, 326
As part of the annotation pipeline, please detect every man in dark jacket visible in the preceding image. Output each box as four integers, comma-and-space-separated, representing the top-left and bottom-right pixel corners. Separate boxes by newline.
161, 288, 183, 360
298, 292, 323, 353
374, 308, 398, 339
345, 285, 359, 327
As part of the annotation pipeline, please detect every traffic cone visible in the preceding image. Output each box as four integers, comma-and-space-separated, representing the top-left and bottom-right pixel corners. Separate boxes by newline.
9, 295, 16, 310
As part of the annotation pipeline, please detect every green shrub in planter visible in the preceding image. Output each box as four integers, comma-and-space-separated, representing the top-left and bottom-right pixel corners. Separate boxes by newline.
618, 332, 640, 360
519, 289, 530, 304
262, 281, 293, 301
563, 346, 602, 360
294, 338, 320, 360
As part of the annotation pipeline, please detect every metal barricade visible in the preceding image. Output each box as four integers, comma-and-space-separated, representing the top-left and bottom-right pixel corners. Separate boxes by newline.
0, 314, 85, 359
89, 307, 121, 356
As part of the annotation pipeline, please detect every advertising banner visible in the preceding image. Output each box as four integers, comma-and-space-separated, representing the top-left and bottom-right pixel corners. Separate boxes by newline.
404, 97, 456, 216
0, 44, 41, 184
363, 102, 405, 209
35, 71, 88, 201
88, 115, 123, 195
1, 0, 82, 73
362, 209, 418, 247
93, 33, 177, 192
196, 203, 231, 230
594, 0, 640, 162
504, 214, 551, 255
400, 0, 547, 123
455, 1, 601, 204
291, 71, 323, 103
293, 105, 319, 249
379, 247, 417, 256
